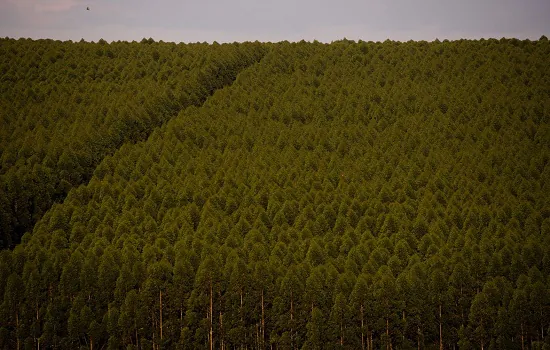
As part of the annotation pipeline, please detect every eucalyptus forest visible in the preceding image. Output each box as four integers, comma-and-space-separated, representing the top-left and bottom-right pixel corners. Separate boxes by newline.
0, 37, 549, 350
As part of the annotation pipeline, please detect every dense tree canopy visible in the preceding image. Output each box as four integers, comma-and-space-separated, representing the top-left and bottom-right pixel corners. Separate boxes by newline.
0, 38, 267, 248
1, 37, 549, 349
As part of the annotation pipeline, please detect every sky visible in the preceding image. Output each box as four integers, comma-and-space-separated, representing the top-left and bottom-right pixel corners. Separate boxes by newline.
0, 0, 549, 43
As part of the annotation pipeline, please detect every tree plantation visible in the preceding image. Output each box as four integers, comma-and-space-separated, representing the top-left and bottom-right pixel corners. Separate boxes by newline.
0, 38, 268, 248
0, 37, 549, 349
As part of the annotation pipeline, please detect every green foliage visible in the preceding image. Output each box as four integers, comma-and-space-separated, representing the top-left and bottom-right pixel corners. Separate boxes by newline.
0, 38, 268, 248
1, 37, 549, 349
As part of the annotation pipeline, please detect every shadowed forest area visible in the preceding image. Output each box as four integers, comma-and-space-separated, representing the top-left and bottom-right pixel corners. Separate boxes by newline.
0, 37, 549, 349
0, 38, 268, 248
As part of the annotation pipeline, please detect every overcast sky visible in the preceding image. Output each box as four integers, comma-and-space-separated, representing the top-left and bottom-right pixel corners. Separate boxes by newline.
1, 0, 549, 43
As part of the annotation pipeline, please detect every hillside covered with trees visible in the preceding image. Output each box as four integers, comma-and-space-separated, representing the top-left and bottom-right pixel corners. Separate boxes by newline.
1, 37, 549, 349
0, 38, 268, 248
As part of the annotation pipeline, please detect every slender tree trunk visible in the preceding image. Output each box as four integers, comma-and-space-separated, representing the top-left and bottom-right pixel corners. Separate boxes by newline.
220, 309, 224, 350
541, 309, 544, 341
481, 317, 484, 350
340, 320, 344, 346
418, 326, 421, 350
360, 304, 365, 350
238, 287, 244, 349
370, 331, 373, 350
35, 303, 40, 349
403, 310, 406, 342
290, 291, 294, 350
219, 286, 225, 350
16, 311, 20, 350
439, 303, 443, 350
367, 326, 371, 350
240, 287, 244, 323
90, 335, 93, 350
386, 317, 390, 350
460, 286, 464, 327
160, 290, 163, 342
210, 280, 213, 350
256, 324, 260, 349
521, 322, 524, 350
152, 313, 156, 350
367, 325, 371, 350
261, 289, 265, 349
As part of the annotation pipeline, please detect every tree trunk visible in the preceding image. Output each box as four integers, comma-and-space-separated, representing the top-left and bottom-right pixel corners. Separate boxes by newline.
370, 331, 373, 350
261, 289, 265, 349
480, 317, 484, 350
210, 280, 213, 350
35, 303, 40, 348
367, 326, 371, 350
220, 309, 224, 350
360, 304, 365, 350
153, 310, 156, 350
541, 309, 544, 341
239, 286, 244, 349
460, 286, 464, 327
219, 285, 225, 350
90, 335, 93, 350
386, 317, 390, 350
521, 322, 524, 350
16, 311, 20, 350
403, 310, 406, 342
240, 287, 243, 323
340, 320, 344, 346
290, 291, 294, 350
439, 303, 443, 350
160, 290, 163, 342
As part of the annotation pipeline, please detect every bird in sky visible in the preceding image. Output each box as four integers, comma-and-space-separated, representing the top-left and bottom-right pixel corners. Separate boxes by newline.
87, 7, 90, 10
